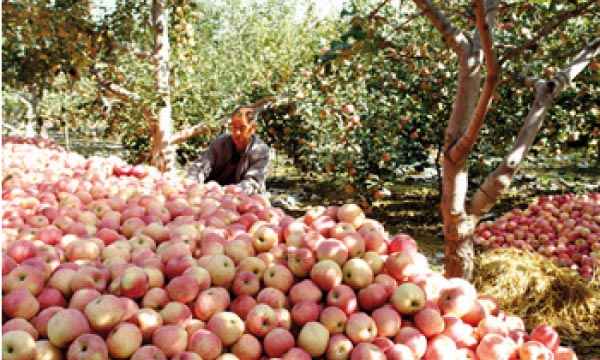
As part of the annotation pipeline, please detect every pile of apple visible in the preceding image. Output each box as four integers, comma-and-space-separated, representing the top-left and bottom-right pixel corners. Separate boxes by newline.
474, 193, 600, 279
2, 137, 579, 360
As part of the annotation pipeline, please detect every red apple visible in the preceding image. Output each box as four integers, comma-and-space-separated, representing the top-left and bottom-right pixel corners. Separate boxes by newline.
263, 328, 295, 358
297, 322, 330, 358
187, 329, 222, 360
529, 324, 561, 353
245, 303, 277, 337
371, 305, 401, 338
390, 282, 426, 315
67, 334, 109, 360
2, 330, 36, 360
325, 334, 354, 360
206, 311, 245, 346
47, 308, 91, 348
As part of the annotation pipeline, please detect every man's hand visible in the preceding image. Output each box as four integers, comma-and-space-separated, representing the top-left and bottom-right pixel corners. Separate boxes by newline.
187, 161, 211, 184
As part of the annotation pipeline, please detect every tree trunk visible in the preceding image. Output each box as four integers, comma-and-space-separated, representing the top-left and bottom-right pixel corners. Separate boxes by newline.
442, 48, 483, 280
18, 92, 39, 138
150, 0, 175, 172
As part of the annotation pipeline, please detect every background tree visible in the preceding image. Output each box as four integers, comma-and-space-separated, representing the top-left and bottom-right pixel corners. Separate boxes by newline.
2, 0, 96, 137
261, 0, 599, 279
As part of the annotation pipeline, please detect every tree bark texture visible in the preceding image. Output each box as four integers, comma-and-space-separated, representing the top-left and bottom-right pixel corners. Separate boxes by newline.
150, 0, 175, 172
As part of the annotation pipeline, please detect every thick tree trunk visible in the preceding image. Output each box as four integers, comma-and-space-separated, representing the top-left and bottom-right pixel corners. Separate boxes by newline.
150, 0, 175, 172
441, 49, 482, 280
414, 0, 499, 280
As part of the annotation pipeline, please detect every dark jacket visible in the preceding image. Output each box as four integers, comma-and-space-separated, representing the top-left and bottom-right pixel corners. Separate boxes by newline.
187, 134, 270, 195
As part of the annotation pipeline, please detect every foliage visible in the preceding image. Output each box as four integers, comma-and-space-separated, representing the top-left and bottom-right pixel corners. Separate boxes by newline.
172, 0, 342, 165
2, 0, 97, 92
258, 0, 599, 201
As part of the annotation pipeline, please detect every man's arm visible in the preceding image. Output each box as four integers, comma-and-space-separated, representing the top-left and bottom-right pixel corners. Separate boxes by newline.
187, 139, 218, 183
238, 145, 270, 196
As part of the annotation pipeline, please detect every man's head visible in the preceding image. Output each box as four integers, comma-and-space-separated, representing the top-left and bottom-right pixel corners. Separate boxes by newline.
230, 105, 257, 153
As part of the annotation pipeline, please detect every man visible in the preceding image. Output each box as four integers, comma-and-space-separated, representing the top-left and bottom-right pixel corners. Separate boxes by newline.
187, 105, 271, 196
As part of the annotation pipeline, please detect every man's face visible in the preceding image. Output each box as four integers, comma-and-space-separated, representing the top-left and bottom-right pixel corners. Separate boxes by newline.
231, 107, 257, 152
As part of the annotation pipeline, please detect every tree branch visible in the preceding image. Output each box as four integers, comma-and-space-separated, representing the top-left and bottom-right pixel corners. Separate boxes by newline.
367, 0, 392, 20
448, 0, 500, 163
91, 67, 141, 102
499, 0, 597, 65
411, 0, 470, 55
170, 96, 276, 146
112, 39, 154, 61
470, 37, 600, 217
169, 119, 227, 146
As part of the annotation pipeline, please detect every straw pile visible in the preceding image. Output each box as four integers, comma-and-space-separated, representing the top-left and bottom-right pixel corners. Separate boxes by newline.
472, 247, 600, 347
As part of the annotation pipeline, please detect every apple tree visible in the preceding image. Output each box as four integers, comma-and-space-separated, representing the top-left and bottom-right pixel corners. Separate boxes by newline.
261, 0, 598, 279
2, 0, 96, 137
407, 0, 598, 279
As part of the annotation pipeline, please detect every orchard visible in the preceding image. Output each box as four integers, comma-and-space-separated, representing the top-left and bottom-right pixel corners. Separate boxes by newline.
2, 137, 594, 359
3, 0, 600, 359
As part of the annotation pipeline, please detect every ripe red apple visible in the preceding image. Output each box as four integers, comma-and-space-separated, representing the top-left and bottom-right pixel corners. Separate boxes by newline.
67, 334, 109, 360
166, 274, 201, 303
130, 308, 163, 342
159, 301, 193, 327
263, 328, 295, 358
424, 334, 459, 360
297, 321, 330, 358
6, 239, 37, 263
193, 287, 231, 321
326, 284, 358, 315
256, 286, 289, 309
316, 238, 349, 265
390, 282, 426, 315
131, 345, 167, 360
342, 258, 373, 290
358, 283, 389, 311
326, 334, 354, 360
201, 254, 236, 287
152, 325, 189, 358
245, 303, 278, 337
529, 324, 560, 353
291, 300, 322, 326
414, 307, 445, 337
252, 224, 279, 252
262, 263, 294, 293
394, 326, 427, 358
311, 259, 343, 291
386, 343, 416, 360
345, 312, 378, 344
476, 333, 518, 360
119, 266, 149, 299
2, 330, 37, 360
236, 256, 267, 279
350, 342, 386, 360
2, 289, 40, 320
206, 311, 245, 346
371, 305, 401, 337
319, 305, 348, 334
288, 279, 323, 304
438, 279, 477, 317
4, 264, 45, 296
339, 232, 366, 258
388, 234, 418, 255
287, 246, 316, 278
337, 204, 366, 229
84, 294, 126, 332
2, 318, 37, 341
47, 308, 91, 348
231, 270, 261, 296
230, 333, 262, 360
